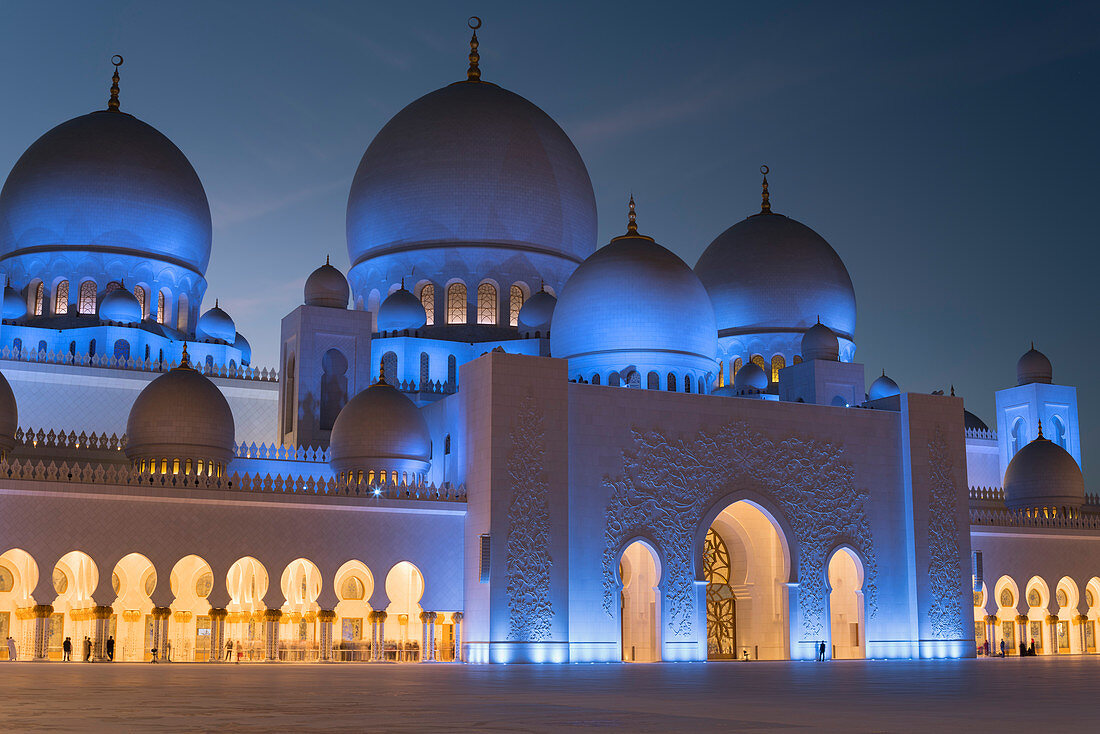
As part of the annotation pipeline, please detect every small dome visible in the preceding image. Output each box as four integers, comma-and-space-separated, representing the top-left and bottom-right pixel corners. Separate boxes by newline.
1017, 345, 1052, 385
868, 371, 900, 400
305, 261, 349, 308
99, 286, 142, 324
1003, 429, 1084, 510
518, 289, 556, 331
0, 369, 18, 454
329, 382, 431, 477
233, 332, 251, 365
801, 321, 839, 361
377, 285, 426, 332
125, 355, 235, 468
3, 284, 27, 320
196, 302, 235, 343
964, 410, 989, 432
733, 361, 769, 391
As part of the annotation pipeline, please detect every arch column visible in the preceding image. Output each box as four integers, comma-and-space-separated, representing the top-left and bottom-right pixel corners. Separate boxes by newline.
1076, 614, 1089, 654
1046, 615, 1059, 654
150, 607, 171, 661
264, 610, 282, 661
984, 615, 997, 654
209, 608, 227, 662
1015, 615, 1028, 655
369, 611, 386, 661
452, 612, 463, 662
31, 605, 53, 661
317, 610, 336, 662
419, 611, 437, 662
92, 606, 113, 661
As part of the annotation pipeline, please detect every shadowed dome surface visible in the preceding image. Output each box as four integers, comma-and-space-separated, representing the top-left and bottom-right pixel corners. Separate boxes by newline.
964, 410, 989, 432
329, 382, 432, 474
2, 284, 26, 319
233, 332, 251, 365
347, 81, 597, 267
1017, 346, 1052, 385
125, 360, 235, 463
378, 286, 426, 332
695, 213, 856, 339
304, 261, 349, 308
518, 289, 556, 330
733, 360, 769, 391
0, 111, 212, 274
551, 230, 717, 365
1003, 431, 1084, 510
869, 371, 900, 400
99, 286, 142, 324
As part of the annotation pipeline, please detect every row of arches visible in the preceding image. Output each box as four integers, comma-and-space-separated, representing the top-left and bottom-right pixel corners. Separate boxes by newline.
23, 278, 190, 330
0, 550, 455, 663
975, 574, 1100, 655
582, 370, 710, 394
618, 500, 866, 662
716, 354, 803, 387
417, 280, 530, 327
1008, 415, 1068, 458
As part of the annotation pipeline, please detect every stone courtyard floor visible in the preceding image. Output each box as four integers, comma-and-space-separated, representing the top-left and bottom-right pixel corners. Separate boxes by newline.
0, 656, 1093, 732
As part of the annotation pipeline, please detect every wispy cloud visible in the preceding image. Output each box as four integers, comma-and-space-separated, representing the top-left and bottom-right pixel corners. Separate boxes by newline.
211, 177, 348, 228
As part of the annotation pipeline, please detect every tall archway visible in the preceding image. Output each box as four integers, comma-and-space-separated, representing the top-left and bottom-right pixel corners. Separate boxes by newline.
826, 547, 865, 659
226, 557, 268, 661
1085, 578, 1100, 654
111, 553, 157, 661
334, 560, 374, 661
1024, 576, 1050, 654
973, 581, 988, 654
51, 551, 99, 660
705, 501, 790, 660
169, 555, 214, 661
320, 349, 348, 431
383, 561, 424, 662
279, 558, 322, 661
0, 549, 38, 660
620, 540, 661, 662
1056, 577, 1079, 653
993, 575, 1019, 655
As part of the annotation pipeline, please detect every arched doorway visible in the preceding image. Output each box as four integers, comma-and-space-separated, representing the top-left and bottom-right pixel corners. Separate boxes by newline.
0, 549, 38, 660
1024, 576, 1050, 654
619, 540, 660, 662
169, 555, 214, 661
826, 547, 865, 659
383, 561, 424, 662
993, 575, 1019, 655
110, 553, 157, 661
705, 501, 790, 660
279, 558, 322, 661
51, 551, 99, 660
226, 557, 268, 661
334, 560, 374, 661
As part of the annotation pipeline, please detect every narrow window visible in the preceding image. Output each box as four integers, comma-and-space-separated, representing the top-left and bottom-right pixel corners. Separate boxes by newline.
320, 348, 348, 431
420, 284, 435, 326
382, 351, 398, 385
509, 284, 524, 327
54, 280, 69, 314
591, 373, 601, 385
667, 373, 676, 392
419, 352, 430, 386
771, 355, 786, 382
733, 357, 743, 376
447, 283, 467, 324
477, 282, 497, 325
283, 353, 296, 434
134, 286, 147, 318
113, 340, 130, 360
156, 291, 166, 324
647, 371, 659, 390
684, 374, 692, 393
447, 354, 457, 386
32, 282, 44, 316
78, 281, 97, 315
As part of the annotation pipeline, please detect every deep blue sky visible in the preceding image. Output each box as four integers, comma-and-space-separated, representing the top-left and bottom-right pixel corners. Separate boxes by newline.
1, 1, 1097, 474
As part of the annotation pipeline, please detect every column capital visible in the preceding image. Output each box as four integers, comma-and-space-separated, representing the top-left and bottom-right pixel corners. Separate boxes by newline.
209, 607, 229, 620
263, 609, 283, 622
32, 604, 54, 618
93, 605, 114, 620
318, 610, 337, 622
419, 611, 437, 623
1046, 614, 1059, 624
1074, 614, 1089, 623
173, 610, 193, 623
152, 606, 172, 620
984, 614, 997, 623
451, 612, 463, 622
1014, 614, 1028, 623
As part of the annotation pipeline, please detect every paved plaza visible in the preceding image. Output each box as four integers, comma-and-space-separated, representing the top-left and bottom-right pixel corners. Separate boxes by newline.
0, 657, 1094, 732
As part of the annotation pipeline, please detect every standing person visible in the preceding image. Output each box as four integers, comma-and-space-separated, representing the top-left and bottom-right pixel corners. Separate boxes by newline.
62, 636, 72, 661
225, 639, 233, 661
83, 636, 91, 662
106, 636, 115, 661
6, 636, 16, 661
819, 640, 826, 662
999, 639, 1006, 657
150, 645, 158, 663
164, 639, 171, 662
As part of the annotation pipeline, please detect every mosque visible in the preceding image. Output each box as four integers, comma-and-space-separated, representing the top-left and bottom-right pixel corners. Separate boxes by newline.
0, 24, 1093, 665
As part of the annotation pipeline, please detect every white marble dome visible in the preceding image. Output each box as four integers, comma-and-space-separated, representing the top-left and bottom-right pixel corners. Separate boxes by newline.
801, 321, 840, 361
1017, 345, 1052, 386
378, 286, 426, 332
196, 302, 235, 343
329, 382, 432, 477
733, 361, 769, 391
695, 212, 855, 340
304, 261, 349, 309
518, 288, 556, 331
869, 371, 900, 400
99, 286, 142, 324
1003, 429, 1084, 510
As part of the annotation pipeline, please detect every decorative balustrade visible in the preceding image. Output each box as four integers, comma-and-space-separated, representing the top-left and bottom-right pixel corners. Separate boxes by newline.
16, 427, 125, 451
233, 442, 329, 462
0, 346, 277, 382
969, 486, 1004, 502
965, 427, 997, 441
0, 458, 465, 503
391, 378, 456, 395
970, 507, 1100, 530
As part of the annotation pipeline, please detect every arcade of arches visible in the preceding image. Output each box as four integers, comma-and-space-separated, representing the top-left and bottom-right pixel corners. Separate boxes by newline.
975, 575, 1100, 656
0, 549, 461, 663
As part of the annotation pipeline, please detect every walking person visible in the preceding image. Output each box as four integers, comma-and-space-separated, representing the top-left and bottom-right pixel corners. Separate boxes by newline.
62, 636, 72, 661
106, 636, 114, 661
164, 639, 171, 662
999, 639, 1006, 657
225, 639, 233, 661
83, 636, 91, 662
6, 636, 16, 661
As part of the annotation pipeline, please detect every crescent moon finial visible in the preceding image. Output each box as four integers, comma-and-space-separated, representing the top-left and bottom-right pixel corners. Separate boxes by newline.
107, 54, 124, 112
466, 17, 482, 81
760, 164, 772, 214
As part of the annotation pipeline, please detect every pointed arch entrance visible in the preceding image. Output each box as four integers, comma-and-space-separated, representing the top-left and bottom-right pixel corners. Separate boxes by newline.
826, 547, 865, 659
619, 540, 661, 662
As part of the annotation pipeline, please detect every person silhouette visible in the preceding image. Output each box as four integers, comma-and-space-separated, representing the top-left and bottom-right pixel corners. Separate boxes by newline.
62, 636, 72, 661
819, 640, 826, 662
5, 636, 15, 661
106, 635, 115, 661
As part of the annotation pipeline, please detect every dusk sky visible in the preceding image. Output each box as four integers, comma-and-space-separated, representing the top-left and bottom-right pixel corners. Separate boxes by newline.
1, 1, 1097, 471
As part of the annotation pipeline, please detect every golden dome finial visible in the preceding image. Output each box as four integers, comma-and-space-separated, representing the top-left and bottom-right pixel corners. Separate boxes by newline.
467, 17, 482, 81
107, 55, 123, 112
1037, 418, 1044, 439
759, 164, 771, 214
376, 356, 388, 385
180, 341, 190, 367
326, 254, 330, 266
627, 194, 638, 233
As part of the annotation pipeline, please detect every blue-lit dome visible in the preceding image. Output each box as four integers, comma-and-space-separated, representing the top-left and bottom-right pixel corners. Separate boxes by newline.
196, 302, 235, 343
733, 361, 769, 391
304, 261, 349, 309
347, 81, 597, 269
329, 382, 432, 477
99, 286, 142, 324
518, 288, 556, 331
0, 110, 212, 275
378, 285, 426, 332
2, 284, 26, 320
801, 321, 839, 361
869, 371, 900, 400
552, 213, 717, 386
695, 212, 855, 340
233, 332, 251, 365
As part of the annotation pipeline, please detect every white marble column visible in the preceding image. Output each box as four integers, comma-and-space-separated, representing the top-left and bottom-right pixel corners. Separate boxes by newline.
32, 605, 53, 661
452, 612, 463, 662
318, 610, 335, 662
264, 610, 282, 661
92, 606, 113, 661
151, 607, 171, 660
209, 608, 227, 662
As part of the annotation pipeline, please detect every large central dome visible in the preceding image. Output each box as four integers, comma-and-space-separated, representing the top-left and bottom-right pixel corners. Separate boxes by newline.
0, 110, 212, 275
346, 80, 597, 267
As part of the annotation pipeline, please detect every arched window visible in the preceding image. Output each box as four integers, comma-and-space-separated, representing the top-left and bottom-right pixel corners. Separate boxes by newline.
54, 280, 69, 314
444, 435, 451, 454
771, 355, 786, 382
732, 358, 743, 377
88, 338, 96, 357
447, 355, 457, 387
283, 352, 296, 434
647, 371, 660, 390
78, 281, 97, 315
204, 355, 214, 373
609, 371, 622, 387
1010, 418, 1026, 458
477, 282, 497, 325
382, 351, 398, 385
113, 339, 130, 361
447, 283, 466, 324
320, 348, 348, 431
793, 355, 803, 365
1051, 415, 1067, 448
420, 284, 435, 326
32, 282, 44, 316
69, 341, 76, 360
105, 281, 121, 294
156, 291, 166, 325
684, 374, 692, 393
591, 373, 601, 385
134, 286, 147, 318
751, 354, 767, 376
626, 370, 641, 388
667, 372, 677, 392
509, 284, 524, 327
419, 352, 430, 386
717, 361, 725, 387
